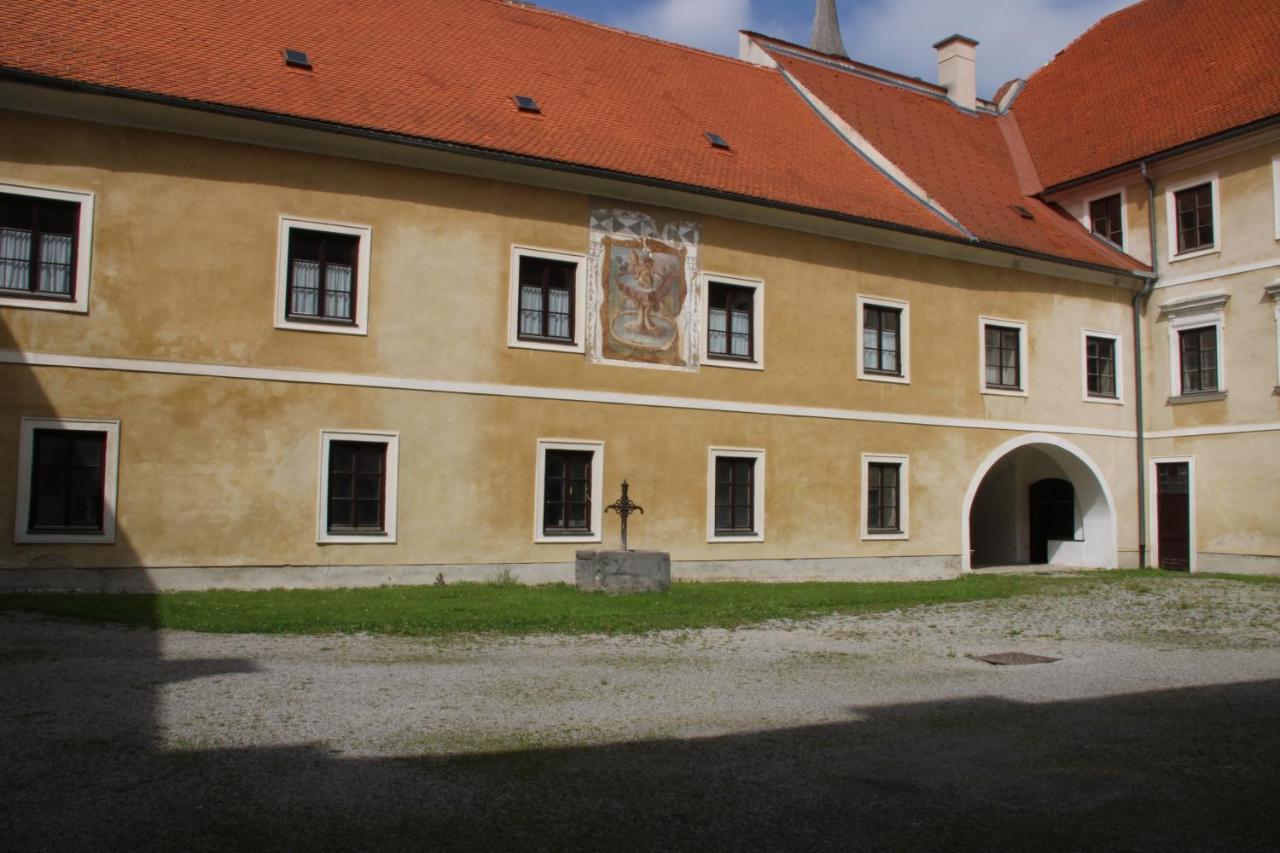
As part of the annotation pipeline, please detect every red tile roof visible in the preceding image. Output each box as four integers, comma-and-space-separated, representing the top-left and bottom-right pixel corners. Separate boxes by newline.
765, 44, 1138, 270
0, 0, 1147, 272
1014, 0, 1280, 188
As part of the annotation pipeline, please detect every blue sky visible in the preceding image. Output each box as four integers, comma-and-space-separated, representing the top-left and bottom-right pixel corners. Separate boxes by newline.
528, 0, 1132, 98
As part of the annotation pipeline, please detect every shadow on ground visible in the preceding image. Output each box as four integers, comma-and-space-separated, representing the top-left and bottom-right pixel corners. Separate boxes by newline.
1, 613, 1277, 853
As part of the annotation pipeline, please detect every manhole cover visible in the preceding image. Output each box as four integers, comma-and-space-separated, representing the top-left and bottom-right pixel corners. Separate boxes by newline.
967, 652, 1061, 666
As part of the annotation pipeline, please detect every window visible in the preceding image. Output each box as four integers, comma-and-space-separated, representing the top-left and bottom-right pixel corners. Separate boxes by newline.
1165, 176, 1219, 261
707, 282, 754, 361
1178, 327, 1219, 394
0, 182, 94, 313
534, 440, 603, 543
1083, 331, 1123, 402
1160, 290, 1228, 401
1268, 283, 1280, 390
15, 418, 119, 544
317, 431, 398, 543
275, 217, 371, 335
701, 274, 764, 369
1087, 193, 1124, 248
980, 317, 1027, 395
861, 454, 909, 540
542, 449, 593, 536
856, 295, 910, 383
518, 255, 575, 344
706, 447, 764, 542
508, 247, 586, 352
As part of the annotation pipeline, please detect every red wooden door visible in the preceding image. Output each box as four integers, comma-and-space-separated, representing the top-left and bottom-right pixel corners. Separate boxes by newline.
1156, 462, 1190, 571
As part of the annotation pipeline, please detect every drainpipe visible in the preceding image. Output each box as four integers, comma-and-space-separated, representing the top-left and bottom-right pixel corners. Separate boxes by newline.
1133, 161, 1159, 567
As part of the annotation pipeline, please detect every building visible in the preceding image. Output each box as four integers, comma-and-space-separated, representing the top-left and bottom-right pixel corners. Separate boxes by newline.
0, 0, 1275, 590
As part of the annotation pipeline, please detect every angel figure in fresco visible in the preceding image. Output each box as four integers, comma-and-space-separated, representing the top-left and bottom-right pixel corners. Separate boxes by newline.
618, 244, 678, 336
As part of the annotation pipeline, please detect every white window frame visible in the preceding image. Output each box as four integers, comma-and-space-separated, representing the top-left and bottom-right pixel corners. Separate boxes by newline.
1080, 329, 1125, 404
533, 439, 604, 544
508, 246, 588, 353
706, 447, 765, 543
1165, 174, 1220, 263
1272, 154, 1279, 242
700, 272, 765, 370
0, 180, 95, 314
15, 417, 119, 544
979, 316, 1029, 397
1159, 290, 1229, 399
1081, 187, 1127, 251
1148, 455, 1196, 573
856, 294, 910, 384
275, 216, 372, 336
860, 453, 909, 541
316, 430, 399, 544
1267, 282, 1280, 390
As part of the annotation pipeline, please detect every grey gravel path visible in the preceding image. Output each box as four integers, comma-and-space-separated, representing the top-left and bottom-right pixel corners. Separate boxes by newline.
3, 578, 1279, 851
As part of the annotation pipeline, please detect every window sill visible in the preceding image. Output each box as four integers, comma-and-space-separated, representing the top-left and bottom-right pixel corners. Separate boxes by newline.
982, 387, 1028, 398
277, 317, 367, 336
1169, 247, 1220, 263
15, 531, 114, 545
318, 532, 396, 544
509, 337, 584, 354
703, 356, 763, 371
863, 531, 908, 541
535, 533, 601, 545
1083, 394, 1124, 406
0, 291, 88, 313
858, 370, 909, 385
708, 532, 764, 543
1167, 391, 1227, 405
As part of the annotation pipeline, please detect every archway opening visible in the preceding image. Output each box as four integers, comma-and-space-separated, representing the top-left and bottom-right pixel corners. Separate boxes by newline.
965, 437, 1117, 571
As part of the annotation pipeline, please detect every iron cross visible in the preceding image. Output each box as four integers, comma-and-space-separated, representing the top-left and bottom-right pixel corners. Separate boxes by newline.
605, 480, 644, 551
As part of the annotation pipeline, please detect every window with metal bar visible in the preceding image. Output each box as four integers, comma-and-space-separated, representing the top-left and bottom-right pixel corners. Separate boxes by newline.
984, 324, 1021, 389
863, 304, 902, 375
707, 282, 754, 361
28, 429, 106, 533
1179, 326, 1218, 394
518, 256, 576, 344
287, 228, 358, 323
1174, 183, 1214, 254
0, 191, 79, 299
1086, 335, 1117, 398
866, 462, 901, 534
326, 441, 387, 533
714, 456, 756, 534
542, 449, 592, 535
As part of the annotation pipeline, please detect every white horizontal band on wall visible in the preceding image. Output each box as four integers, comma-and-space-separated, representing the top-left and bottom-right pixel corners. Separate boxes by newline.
3, 347, 1275, 440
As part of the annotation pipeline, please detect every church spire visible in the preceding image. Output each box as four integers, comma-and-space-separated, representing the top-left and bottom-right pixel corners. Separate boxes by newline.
810, 0, 849, 58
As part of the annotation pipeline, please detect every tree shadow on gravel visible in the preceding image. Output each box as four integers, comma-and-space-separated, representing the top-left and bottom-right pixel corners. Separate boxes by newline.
2, 619, 1278, 853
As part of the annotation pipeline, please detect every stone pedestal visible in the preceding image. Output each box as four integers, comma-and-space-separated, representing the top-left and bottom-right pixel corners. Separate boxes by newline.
575, 550, 671, 593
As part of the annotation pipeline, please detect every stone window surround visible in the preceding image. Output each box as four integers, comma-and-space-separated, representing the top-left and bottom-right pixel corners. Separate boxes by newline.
1159, 290, 1229, 401
1081, 186, 1127, 252
699, 271, 765, 371
316, 429, 399, 544
533, 438, 604, 544
1081, 328, 1125, 405
507, 245, 588, 354
856, 293, 911, 384
1164, 173, 1220, 263
275, 216, 372, 336
706, 446, 765, 543
979, 315, 1029, 397
860, 452, 910, 541
14, 417, 119, 545
0, 180, 96, 314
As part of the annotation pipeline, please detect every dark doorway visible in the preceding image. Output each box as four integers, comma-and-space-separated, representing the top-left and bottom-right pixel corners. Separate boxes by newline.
1156, 462, 1191, 571
1029, 478, 1075, 564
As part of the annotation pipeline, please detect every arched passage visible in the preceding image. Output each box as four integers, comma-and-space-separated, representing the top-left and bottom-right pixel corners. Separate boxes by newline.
962, 434, 1117, 571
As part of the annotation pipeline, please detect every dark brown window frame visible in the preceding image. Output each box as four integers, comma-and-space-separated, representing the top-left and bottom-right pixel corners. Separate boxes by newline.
325, 440, 387, 535
707, 281, 756, 362
28, 428, 107, 534
1085, 335, 1118, 399
542, 448, 593, 536
714, 455, 757, 536
984, 323, 1022, 391
862, 303, 903, 376
1178, 325, 1219, 395
1088, 193, 1124, 248
866, 461, 902, 535
516, 255, 577, 345
285, 227, 360, 325
0, 190, 81, 302
1174, 182, 1215, 255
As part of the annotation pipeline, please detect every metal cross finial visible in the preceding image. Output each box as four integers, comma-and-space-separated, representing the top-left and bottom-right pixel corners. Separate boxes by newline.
605, 480, 644, 551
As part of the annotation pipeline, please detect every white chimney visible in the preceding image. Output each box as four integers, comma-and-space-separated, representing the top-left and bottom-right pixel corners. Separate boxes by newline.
934, 34, 979, 111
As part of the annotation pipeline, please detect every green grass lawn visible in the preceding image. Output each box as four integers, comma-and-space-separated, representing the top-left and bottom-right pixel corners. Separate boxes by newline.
2, 568, 1270, 637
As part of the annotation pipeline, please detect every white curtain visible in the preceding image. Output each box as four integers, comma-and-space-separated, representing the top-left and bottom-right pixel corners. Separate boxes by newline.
548, 287, 570, 338
709, 307, 727, 353
519, 285, 543, 335
0, 227, 32, 291
730, 310, 750, 356
324, 263, 353, 319
37, 232, 73, 294
290, 259, 321, 315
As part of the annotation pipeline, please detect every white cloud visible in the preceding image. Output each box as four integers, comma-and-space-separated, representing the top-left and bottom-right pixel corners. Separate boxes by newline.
843, 0, 1133, 98
610, 0, 758, 56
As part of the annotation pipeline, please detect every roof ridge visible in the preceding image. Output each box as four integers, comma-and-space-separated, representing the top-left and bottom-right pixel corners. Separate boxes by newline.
483, 0, 774, 73
746, 31, 950, 95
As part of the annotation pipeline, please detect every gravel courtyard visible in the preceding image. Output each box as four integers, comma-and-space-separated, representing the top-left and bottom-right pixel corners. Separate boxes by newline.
4, 576, 1279, 851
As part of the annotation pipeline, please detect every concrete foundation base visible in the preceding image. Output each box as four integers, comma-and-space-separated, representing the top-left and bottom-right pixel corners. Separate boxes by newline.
575, 550, 671, 593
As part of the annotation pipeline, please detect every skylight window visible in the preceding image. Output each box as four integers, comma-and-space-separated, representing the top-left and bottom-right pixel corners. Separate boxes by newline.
705, 132, 731, 151
283, 49, 312, 70
1011, 204, 1035, 220
513, 95, 542, 114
